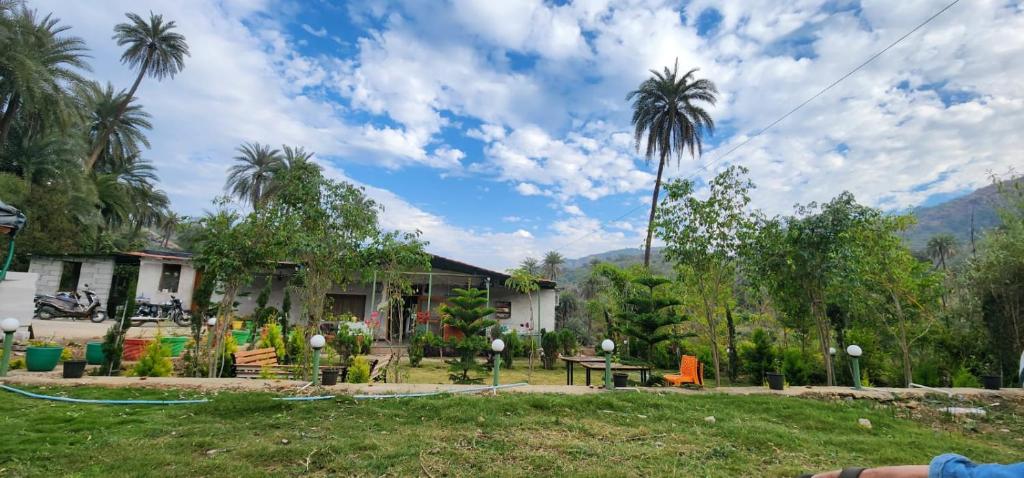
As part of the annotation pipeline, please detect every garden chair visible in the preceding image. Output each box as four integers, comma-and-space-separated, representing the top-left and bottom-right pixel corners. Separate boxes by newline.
664, 355, 704, 388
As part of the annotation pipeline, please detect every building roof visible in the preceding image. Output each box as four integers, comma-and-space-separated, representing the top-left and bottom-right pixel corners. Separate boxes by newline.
430, 255, 556, 289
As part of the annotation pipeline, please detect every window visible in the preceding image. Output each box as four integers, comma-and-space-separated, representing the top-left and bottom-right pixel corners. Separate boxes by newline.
58, 261, 82, 291
159, 264, 182, 293
328, 294, 366, 319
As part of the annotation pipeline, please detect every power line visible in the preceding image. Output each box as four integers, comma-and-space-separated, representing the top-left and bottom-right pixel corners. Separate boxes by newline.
551, 0, 962, 254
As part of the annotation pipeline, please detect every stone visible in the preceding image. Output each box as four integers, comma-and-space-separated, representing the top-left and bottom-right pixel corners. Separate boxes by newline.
857, 418, 872, 429
704, 416, 716, 424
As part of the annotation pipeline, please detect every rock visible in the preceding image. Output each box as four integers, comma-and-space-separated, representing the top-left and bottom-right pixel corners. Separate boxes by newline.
704, 416, 716, 424
857, 418, 872, 429
940, 407, 987, 418
281, 439, 290, 445
205, 448, 226, 456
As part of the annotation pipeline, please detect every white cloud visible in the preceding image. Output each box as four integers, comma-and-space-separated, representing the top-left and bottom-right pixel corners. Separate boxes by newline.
515, 183, 543, 196
301, 23, 327, 38
563, 204, 584, 216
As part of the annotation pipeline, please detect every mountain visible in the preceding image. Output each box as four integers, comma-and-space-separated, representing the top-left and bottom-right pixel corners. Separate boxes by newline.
559, 180, 1017, 286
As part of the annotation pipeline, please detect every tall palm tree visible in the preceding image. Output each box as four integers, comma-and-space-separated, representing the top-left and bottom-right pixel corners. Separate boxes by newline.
0, 127, 80, 188
225, 142, 284, 208
926, 234, 959, 271
0, 6, 90, 146
542, 250, 565, 281
81, 81, 152, 172
627, 60, 717, 268
158, 211, 182, 247
520, 257, 540, 276
84, 12, 188, 171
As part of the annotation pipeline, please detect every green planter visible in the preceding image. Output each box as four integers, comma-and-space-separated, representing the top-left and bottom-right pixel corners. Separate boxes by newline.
86, 341, 105, 365
231, 330, 251, 345
26, 346, 65, 372
160, 336, 190, 357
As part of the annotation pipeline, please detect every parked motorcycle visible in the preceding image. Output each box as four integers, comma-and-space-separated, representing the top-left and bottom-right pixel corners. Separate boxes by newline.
33, 285, 106, 323
132, 295, 190, 327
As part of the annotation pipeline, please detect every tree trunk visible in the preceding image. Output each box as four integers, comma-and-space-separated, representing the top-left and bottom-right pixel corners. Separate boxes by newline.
85, 50, 152, 172
891, 290, 913, 387
707, 308, 722, 387
643, 152, 668, 268
810, 294, 834, 386
726, 305, 738, 382
209, 284, 238, 378
0, 94, 20, 147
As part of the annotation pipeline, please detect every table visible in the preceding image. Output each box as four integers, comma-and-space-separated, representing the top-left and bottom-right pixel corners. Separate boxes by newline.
580, 361, 652, 386
560, 356, 606, 385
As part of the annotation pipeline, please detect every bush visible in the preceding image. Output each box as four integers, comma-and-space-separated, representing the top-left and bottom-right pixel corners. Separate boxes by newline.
257, 323, 286, 360
951, 365, 981, 388
131, 336, 173, 377
558, 329, 578, 357
500, 330, 523, 368
348, 355, 371, 383
541, 329, 559, 369
780, 348, 816, 386
738, 329, 775, 383
409, 330, 436, 367
9, 357, 25, 370
286, 326, 308, 364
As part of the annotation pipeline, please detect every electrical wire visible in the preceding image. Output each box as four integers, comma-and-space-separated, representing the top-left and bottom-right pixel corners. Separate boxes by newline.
551, 0, 962, 254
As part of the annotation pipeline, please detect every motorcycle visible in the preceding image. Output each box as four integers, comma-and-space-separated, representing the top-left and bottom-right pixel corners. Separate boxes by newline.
131, 295, 190, 327
33, 285, 106, 323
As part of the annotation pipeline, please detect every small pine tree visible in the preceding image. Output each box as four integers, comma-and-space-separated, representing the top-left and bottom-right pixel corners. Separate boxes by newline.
257, 323, 286, 360
439, 288, 496, 384
132, 336, 173, 377
348, 355, 371, 383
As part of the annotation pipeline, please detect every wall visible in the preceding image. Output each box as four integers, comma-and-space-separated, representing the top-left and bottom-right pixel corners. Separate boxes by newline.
135, 259, 196, 308
28, 256, 114, 306
0, 271, 38, 324
490, 287, 557, 336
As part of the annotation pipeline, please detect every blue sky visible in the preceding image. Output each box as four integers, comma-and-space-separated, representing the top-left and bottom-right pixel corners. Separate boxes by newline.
32, 0, 1024, 269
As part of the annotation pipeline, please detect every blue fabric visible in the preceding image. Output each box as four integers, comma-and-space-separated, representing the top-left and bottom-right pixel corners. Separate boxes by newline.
929, 454, 1024, 478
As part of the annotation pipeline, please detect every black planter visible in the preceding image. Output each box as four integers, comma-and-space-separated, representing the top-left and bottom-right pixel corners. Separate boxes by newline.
62, 360, 87, 379
613, 372, 628, 388
982, 375, 1001, 390
766, 372, 785, 390
321, 368, 340, 386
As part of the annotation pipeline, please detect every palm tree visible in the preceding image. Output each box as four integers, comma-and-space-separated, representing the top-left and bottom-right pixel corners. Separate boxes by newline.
542, 250, 565, 281
926, 234, 958, 271
158, 211, 182, 247
520, 257, 540, 276
0, 6, 90, 146
81, 82, 152, 172
0, 127, 81, 189
627, 60, 717, 268
224, 142, 284, 208
262, 145, 318, 200
84, 12, 188, 171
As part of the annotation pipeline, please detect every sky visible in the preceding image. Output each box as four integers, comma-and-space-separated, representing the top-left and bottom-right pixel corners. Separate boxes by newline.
31, 0, 1024, 270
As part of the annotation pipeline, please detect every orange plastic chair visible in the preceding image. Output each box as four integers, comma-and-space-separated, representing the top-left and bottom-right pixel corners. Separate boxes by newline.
664, 355, 704, 387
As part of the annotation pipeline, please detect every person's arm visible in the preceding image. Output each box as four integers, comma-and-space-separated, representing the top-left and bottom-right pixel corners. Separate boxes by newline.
811, 466, 928, 478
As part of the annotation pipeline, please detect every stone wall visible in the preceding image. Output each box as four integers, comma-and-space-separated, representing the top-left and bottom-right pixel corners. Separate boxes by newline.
28, 256, 115, 306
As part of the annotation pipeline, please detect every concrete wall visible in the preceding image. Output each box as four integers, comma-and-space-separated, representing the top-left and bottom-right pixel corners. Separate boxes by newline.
0, 271, 38, 324
135, 258, 196, 308
28, 256, 114, 306
490, 287, 557, 336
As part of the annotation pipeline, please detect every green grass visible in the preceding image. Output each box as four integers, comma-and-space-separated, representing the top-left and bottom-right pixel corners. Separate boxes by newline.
399, 357, 676, 385
1, 386, 1021, 477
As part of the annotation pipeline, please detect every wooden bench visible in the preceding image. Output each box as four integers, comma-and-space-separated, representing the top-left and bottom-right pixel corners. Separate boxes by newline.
234, 348, 385, 383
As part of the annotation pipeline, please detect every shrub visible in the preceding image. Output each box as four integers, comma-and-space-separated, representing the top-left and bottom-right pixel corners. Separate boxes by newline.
500, 330, 523, 368
348, 355, 371, 383
780, 348, 816, 386
951, 365, 981, 388
9, 357, 25, 370
131, 336, 173, 377
541, 329, 559, 369
257, 323, 286, 360
286, 326, 307, 364
558, 329, 578, 357
738, 329, 775, 383
440, 288, 495, 384
409, 330, 436, 367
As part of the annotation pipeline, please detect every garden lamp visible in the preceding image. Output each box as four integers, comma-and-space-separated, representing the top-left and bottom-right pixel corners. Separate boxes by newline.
829, 347, 837, 386
601, 339, 615, 390
491, 339, 505, 387
1, 318, 19, 377
310, 334, 326, 386
206, 317, 217, 328
846, 344, 863, 390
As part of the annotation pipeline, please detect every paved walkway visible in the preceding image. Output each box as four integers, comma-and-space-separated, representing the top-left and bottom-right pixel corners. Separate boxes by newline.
3, 370, 1022, 401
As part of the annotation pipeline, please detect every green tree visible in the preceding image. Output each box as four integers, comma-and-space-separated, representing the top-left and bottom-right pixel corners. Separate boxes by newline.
225, 142, 284, 209
542, 250, 564, 280
367, 230, 430, 346
519, 257, 540, 275
85, 12, 188, 171
505, 267, 541, 378
926, 233, 959, 271
439, 287, 496, 384
655, 165, 755, 385
81, 81, 152, 172
614, 275, 689, 364
627, 60, 717, 268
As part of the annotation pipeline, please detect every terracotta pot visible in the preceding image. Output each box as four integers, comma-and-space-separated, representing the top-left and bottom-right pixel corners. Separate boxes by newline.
122, 338, 153, 361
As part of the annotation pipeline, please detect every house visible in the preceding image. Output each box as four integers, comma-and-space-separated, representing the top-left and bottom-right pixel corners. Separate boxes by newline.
28, 250, 197, 314
232, 254, 558, 341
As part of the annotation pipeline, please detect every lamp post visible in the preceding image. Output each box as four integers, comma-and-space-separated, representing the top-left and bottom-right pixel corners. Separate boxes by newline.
491, 338, 505, 387
828, 347, 836, 387
1, 318, 19, 377
310, 334, 326, 386
601, 339, 615, 390
847, 345, 863, 390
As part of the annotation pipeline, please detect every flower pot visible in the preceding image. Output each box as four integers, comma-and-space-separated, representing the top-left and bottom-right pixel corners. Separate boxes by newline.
86, 341, 105, 365
232, 320, 243, 330
62, 360, 87, 378
321, 368, 340, 386
613, 372, 629, 388
160, 336, 190, 357
122, 338, 153, 361
26, 346, 64, 372
231, 329, 251, 345
982, 375, 1001, 390
766, 372, 785, 390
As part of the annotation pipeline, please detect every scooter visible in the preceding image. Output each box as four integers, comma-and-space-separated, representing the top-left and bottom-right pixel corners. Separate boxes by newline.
131, 295, 190, 327
33, 285, 107, 323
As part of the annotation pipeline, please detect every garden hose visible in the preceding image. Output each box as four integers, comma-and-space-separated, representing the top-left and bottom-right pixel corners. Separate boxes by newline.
0, 384, 209, 405
353, 382, 528, 400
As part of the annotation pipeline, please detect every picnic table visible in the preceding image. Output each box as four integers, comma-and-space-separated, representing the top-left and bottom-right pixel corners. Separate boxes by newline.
579, 361, 651, 386
560, 356, 606, 385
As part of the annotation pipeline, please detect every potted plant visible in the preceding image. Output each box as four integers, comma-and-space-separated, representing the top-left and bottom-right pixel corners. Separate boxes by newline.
26, 340, 65, 372
321, 368, 340, 386
981, 360, 1001, 390
766, 359, 785, 390
62, 346, 87, 379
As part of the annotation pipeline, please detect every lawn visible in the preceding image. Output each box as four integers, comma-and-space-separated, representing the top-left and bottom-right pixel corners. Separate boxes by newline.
397, 357, 676, 385
1, 386, 1020, 477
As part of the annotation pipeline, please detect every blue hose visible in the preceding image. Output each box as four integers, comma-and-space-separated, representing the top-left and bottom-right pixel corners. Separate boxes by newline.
0, 384, 209, 405
354, 382, 528, 400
